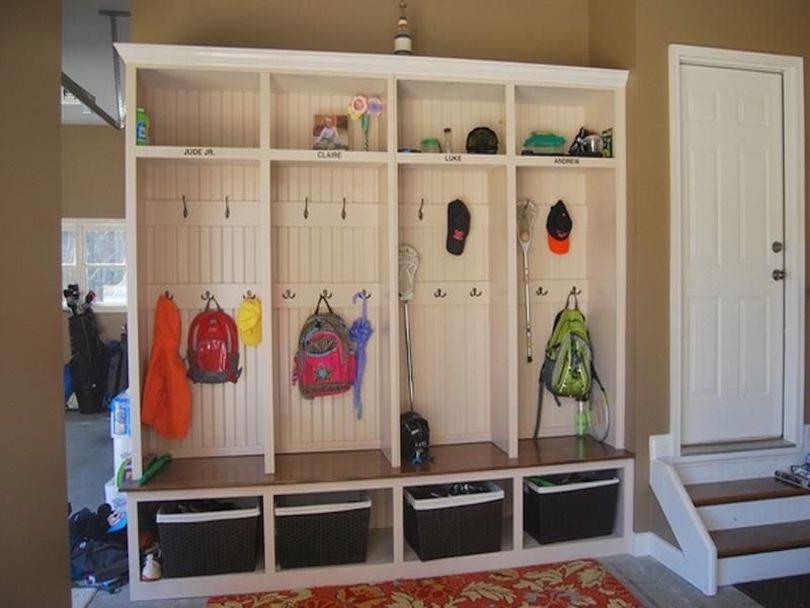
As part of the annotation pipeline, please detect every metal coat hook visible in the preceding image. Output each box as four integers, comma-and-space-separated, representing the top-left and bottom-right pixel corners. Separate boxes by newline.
536, 286, 549, 297
321, 289, 333, 300
201, 289, 213, 301
470, 287, 483, 298
434, 288, 447, 298
358, 289, 372, 300
224, 195, 231, 219
243, 289, 255, 300
569, 285, 582, 296
303, 196, 309, 220
163, 290, 174, 300
182, 195, 188, 219
418, 198, 425, 221
341, 197, 347, 220
281, 289, 296, 300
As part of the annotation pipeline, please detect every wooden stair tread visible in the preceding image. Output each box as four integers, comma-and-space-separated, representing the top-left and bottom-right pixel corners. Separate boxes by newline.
711, 520, 810, 558
687, 477, 810, 507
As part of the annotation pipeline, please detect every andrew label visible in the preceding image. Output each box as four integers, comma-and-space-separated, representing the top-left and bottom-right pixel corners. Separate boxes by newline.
554, 157, 580, 165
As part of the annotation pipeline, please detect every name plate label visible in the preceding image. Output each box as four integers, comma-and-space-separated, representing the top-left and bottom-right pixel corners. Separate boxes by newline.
183, 147, 215, 157
554, 157, 581, 165
316, 151, 342, 160
444, 154, 462, 162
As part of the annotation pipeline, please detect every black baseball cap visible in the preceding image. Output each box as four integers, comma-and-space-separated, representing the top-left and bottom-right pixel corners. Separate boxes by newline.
547, 199, 572, 254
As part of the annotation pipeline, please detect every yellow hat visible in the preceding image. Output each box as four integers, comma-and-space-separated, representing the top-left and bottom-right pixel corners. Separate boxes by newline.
236, 297, 262, 346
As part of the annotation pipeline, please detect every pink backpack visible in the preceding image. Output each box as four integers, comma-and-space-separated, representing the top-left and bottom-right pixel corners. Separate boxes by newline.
293, 295, 356, 399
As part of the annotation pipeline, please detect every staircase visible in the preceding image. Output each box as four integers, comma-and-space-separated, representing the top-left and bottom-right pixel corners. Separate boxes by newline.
649, 435, 810, 595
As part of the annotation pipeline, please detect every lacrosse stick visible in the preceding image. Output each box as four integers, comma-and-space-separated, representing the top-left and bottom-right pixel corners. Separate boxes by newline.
517, 199, 538, 362
398, 244, 420, 411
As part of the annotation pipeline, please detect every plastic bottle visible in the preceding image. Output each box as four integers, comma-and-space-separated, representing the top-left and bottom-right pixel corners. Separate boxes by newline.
110, 390, 130, 437
136, 107, 150, 145
442, 128, 452, 153
575, 400, 588, 437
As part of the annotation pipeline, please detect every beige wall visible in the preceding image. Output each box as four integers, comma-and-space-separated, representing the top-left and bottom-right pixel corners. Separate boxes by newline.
0, 2, 71, 605
62, 125, 125, 218
131, 0, 810, 534
132, 0, 592, 65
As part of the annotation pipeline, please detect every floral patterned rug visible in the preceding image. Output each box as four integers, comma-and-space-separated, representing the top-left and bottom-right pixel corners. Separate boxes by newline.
206, 559, 641, 607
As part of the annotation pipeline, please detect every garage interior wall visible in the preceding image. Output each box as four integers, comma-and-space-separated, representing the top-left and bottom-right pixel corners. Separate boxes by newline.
0, 1, 70, 604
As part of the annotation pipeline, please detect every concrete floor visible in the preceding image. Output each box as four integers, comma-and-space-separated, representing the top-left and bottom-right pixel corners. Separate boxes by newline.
66, 412, 765, 607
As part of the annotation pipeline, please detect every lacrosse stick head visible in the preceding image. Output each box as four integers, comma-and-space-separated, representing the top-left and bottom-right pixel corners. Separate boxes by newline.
398, 244, 420, 302
517, 199, 538, 247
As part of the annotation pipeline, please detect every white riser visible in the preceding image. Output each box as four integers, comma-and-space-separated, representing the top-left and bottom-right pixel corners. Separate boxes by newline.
718, 546, 810, 586
698, 495, 810, 530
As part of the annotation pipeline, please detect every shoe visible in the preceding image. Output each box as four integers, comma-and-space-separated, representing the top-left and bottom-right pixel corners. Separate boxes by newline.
141, 553, 162, 581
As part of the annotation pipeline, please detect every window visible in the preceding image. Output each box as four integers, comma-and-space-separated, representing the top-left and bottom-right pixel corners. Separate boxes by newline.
62, 219, 127, 309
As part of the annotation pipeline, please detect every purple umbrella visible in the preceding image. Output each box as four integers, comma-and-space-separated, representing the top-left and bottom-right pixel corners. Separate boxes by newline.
349, 291, 374, 419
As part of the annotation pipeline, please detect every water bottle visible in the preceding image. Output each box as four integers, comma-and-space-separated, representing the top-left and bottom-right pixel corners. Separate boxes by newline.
110, 391, 130, 437
575, 401, 588, 437
136, 107, 150, 145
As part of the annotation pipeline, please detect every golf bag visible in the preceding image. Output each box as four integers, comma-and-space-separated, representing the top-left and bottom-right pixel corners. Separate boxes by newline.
68, 310, 109, 414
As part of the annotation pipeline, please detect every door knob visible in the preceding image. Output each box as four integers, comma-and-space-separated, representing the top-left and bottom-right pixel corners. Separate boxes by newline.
773, 269, 786, 281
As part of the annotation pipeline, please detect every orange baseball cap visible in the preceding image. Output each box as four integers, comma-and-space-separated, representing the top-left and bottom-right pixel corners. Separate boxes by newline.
546, 200, 572, 255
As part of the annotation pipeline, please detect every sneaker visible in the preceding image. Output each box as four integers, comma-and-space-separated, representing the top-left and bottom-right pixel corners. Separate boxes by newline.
141, 553, 162, 581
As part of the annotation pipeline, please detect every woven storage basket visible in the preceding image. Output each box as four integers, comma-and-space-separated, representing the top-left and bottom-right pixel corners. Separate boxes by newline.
157, 498, 260, 578
275, 491, 371, 569
523, 472, 619, 544
403, 481, 504, 561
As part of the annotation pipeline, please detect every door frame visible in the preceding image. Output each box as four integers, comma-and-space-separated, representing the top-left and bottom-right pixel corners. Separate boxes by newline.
669, 44, 805, 460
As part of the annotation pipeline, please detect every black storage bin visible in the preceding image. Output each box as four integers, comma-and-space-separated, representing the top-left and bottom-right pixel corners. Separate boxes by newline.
523, 471, 619, 544
157, 498, 260, 578
404, 481, 504, 561
275, 491, 371, 569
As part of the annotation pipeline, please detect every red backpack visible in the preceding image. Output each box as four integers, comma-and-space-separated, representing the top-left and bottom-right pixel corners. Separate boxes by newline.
187, 297, 242, 384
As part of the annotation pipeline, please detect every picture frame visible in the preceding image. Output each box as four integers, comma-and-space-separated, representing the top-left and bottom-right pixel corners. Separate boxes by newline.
312, 114, 349, 150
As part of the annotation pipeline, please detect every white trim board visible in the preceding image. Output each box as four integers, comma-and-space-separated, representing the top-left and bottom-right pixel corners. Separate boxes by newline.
668, 44, 805, 460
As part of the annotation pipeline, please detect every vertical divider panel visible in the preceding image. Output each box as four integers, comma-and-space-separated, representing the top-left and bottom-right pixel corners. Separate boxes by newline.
384, 76, 400, 467
262, 70, 274, 472
127, 64, 145, 479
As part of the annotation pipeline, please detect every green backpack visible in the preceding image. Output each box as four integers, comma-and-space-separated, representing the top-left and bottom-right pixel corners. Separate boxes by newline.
532, 293, 609, 440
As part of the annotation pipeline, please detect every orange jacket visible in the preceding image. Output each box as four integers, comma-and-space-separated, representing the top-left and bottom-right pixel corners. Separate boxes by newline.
141, 295, 191, 438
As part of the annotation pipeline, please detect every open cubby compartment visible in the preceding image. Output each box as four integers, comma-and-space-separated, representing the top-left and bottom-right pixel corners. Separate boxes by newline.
397, 164, 510, 450
135, 158, 267, 459
269, 73, 390, 152
403, 477, 512, 562
515, 166, 621, 444
521, 466, 624, 549
514, 85, 616, 157
396, 79, 506, 156
136, 493, 265, 579
136, 68, 261, 148
273, 487, 393, 570
270, 160, 394, 456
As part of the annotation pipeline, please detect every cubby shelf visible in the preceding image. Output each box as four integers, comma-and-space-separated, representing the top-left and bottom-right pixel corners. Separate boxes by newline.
118, 42, 629, 601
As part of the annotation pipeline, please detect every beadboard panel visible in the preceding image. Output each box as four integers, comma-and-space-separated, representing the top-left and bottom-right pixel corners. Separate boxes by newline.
272, 304, 382, 453
396, 81, 506, 154
141, 86, 260, 148
142, 303, 263, 456
270, 162, 388, 453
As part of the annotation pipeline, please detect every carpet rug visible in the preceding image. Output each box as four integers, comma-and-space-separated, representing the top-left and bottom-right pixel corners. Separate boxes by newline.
207, 559, 641, 607
735, 573, 810, 608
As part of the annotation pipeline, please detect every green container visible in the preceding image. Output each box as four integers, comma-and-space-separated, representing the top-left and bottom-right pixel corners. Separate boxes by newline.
136, 107, 150, 145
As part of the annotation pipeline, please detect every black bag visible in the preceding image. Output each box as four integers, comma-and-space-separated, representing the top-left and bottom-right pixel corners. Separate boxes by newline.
68, 310, 109, 413
105, 327, 129, 403
68, 505, 128, 584
400, 411, 430, 465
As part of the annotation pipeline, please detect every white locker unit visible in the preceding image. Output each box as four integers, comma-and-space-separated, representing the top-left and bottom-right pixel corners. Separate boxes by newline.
118, 43, 630, 601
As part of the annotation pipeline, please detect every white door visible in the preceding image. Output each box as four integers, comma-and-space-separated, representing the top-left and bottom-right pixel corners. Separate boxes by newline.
680, 64, 784, 445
